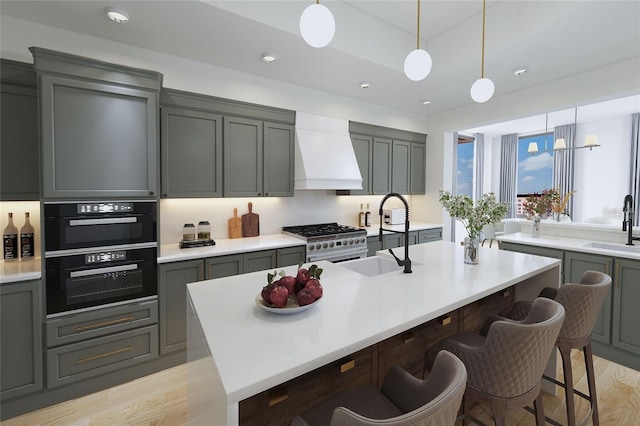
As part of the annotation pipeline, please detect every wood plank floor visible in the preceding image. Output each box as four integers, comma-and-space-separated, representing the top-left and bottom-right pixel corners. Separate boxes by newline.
3, 351, 638, 425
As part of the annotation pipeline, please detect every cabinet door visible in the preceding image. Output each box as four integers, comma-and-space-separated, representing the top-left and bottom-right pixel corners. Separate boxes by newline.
564, 251, 613, 344
40, 75, 157, 198
263, 122, 294, 197
158, 260, 204, 354
277, 246, 306, 268
612, 258, 640, 355
350, 134, 373, 195
410, 142, 426, 195
391, 140, 411, 194
245, 250, 276, 273
223, 116, 263, 197
418, 228, 442, 243
1, 280, 43, 400
0, 83, 39, 200
206, 254, 244, 279
407, 231, 418, 245
500, 242, 564, 282
367, 236, 383, 257
161, 107, 222, 198
372, 137, 392, 195
383, 234, 403, 250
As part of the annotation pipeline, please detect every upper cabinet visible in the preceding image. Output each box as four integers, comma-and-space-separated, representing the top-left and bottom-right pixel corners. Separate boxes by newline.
339, 122, 427, 196
0, 60, 39, 201
31, 47, 162, 199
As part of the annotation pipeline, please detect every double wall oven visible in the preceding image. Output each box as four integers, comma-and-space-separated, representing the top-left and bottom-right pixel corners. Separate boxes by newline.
44, 201, 157, 316
283, 223, 368, 263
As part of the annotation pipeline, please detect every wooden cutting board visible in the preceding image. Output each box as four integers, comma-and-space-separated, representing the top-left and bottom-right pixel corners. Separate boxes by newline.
228, 208, 242, 239
242, 202, 260, 237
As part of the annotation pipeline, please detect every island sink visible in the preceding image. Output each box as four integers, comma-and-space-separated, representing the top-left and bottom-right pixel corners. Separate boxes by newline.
340, 256, 422, 277
583, 241, 640, 253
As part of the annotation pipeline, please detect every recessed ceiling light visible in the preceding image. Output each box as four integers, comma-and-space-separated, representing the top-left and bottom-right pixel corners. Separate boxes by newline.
513, 67, 528, 76
262, 54, 277, 64
422, 100, 431, 106
359, 82, 370, 89
106, 8, 129, 23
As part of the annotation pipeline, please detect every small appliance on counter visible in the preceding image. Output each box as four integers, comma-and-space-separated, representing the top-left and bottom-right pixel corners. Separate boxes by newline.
383, 208, 406, 225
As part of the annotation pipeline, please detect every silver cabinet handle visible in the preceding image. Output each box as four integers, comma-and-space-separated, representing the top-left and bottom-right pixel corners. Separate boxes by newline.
69, 217, 137, 226
70, 264, 138, 278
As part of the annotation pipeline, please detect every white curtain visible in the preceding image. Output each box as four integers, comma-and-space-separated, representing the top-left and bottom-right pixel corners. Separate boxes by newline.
630, 113, 640, 222
500, 133, 518, 218
553, 124, 576, 217
474, 133, 485, 201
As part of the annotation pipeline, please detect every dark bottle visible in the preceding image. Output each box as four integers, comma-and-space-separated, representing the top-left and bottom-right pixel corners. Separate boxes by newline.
3, 212, 18, 260
365, 203, 372, 227
20, 212, 35, 258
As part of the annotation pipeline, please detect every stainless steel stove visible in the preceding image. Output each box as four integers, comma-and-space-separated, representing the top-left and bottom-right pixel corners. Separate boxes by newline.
283, 223, 368, 263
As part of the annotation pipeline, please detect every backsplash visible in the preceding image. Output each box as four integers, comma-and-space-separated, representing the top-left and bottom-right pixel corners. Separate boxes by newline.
159, 192, 416, 245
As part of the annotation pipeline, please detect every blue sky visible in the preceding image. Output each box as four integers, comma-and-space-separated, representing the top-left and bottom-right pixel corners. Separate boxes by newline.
517, 134, 553, 195
456, 142, 474, 197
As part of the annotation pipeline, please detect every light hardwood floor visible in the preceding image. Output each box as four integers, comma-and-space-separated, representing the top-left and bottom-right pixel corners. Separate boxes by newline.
3, 350, 639, 425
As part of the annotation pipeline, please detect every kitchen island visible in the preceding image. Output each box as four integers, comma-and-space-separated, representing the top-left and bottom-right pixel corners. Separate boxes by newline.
186, 240, 561, 425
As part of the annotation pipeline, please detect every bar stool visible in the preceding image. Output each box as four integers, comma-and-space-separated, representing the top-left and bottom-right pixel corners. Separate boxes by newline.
291, 350, 467, 426
425, 297, 565, 426
499, 270, 611, 426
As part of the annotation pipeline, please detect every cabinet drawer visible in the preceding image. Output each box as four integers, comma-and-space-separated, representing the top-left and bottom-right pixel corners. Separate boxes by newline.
418, 228, 442, 244
239, 347, 375, 426
46, 325, 158, 388
378, 311, 459, 383
46, 299, 158, 347
461, 287, 514, 333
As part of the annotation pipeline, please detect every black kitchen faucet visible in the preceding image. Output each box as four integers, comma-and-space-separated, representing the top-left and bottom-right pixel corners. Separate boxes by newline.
622, 194, 640, 245
378, 193, 412, 273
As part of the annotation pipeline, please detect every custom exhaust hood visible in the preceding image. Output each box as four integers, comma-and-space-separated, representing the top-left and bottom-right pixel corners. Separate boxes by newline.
294, 112, 363, 190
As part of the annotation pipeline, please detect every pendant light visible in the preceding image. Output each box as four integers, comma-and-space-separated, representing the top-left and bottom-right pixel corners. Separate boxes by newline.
300, 0, 335, 48
404, 0, 432, 81
553, 108, 601, 152
470, 0, 494, 103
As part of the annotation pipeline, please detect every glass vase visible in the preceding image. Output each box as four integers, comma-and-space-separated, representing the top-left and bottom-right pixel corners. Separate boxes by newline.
531, 215, 541, 238
464, 237, 479, 264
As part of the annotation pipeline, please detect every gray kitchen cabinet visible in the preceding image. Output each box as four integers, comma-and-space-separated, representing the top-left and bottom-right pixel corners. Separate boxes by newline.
564, 251, 613, 344
263, 122, 295, 197
391, 140, 411, 194
367, 236, 383, 257
410, 142, 426, 195
277, 246, 306, 267
223, 116, 263, 197
367, 234, 404, 256
612, 258, 640, 356
0, 60, 39, 201
158, 260, 204, 354
1, 279, 43, 401
31, 47, 161, 199
418, 228, 442, 243
349, 134, 373, 196
500, 241, 564, 282
245, 250, 276, 273
160, 107, 222, 198
206, 254, 244, 279
372, 137, 393, 195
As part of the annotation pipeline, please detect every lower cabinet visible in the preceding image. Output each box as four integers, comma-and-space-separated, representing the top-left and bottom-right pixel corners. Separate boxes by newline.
206, 254, 243, 279
0, 279, 43, 401
612, 258, 640, 356
158, 259, 204, 354
501, 242, 565, 282
244, 250, 276, 273
368, 228, 442, 257
276, 245, 306, 268
45, 299, 159, 388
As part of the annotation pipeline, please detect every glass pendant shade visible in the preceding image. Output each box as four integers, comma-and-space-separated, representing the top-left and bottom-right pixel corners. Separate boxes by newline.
470, 77, 495, 103
300, 4, 335, 48
404, 49, 432, 81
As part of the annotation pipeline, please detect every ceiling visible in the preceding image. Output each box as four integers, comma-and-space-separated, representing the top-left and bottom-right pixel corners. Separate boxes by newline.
1, 0, 639, 117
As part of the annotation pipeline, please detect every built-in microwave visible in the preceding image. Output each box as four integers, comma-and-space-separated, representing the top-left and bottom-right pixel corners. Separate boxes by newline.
44, 201, 156, 253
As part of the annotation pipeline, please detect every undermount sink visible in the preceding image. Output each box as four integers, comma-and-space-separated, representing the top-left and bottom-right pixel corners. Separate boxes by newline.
340, 256, 421, 277
583, 241, 640, 253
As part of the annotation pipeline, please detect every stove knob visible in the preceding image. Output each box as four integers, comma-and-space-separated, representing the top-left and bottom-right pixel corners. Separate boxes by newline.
323, 243, 328, 249
349, 239, 354, 245
330, 242, 335, 248
308, 244, 314, 251
361, 238, 366, 244
316, 243, 322, 250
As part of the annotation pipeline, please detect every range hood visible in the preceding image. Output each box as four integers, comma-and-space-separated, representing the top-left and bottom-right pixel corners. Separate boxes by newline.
294, 112, 363, 190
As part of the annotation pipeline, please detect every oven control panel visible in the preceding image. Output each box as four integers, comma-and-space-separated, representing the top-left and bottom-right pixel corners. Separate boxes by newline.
85, 250, 127, 264
307, 235, 367, 254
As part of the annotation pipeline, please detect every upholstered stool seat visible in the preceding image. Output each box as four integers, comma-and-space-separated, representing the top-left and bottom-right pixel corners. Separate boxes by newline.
425, 297, 565, 426
499, 270, 611, 426
291, 350, 467, 426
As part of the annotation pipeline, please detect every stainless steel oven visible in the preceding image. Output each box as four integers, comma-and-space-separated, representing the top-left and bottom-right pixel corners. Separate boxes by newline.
44, 200, 157, 316
283, 223, 368, 263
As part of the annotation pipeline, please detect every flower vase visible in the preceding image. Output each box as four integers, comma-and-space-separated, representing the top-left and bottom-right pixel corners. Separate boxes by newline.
464, 237, 479, 264
531, 215, 541, 238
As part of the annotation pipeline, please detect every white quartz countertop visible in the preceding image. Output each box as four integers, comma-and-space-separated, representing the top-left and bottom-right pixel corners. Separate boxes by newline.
497, 232, 640, 260
364, 221, 442, 237
158, 234, 306, 264
186, 241, 559, 404
0, 258, 42, 284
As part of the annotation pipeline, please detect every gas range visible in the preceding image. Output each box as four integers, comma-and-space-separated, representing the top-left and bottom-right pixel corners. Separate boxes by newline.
282, 223, 368, 262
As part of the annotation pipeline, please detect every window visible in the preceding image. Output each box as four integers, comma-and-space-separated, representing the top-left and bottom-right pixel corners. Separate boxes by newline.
516, 133, 554, 215
456, 136, 474, 197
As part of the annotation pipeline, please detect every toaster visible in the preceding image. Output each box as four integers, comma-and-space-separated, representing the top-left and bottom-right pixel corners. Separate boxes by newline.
383, 208, 406, 225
